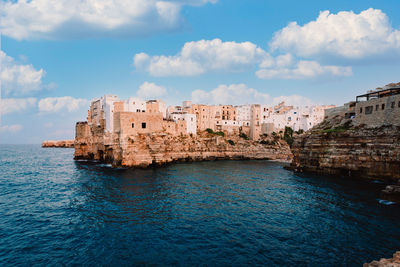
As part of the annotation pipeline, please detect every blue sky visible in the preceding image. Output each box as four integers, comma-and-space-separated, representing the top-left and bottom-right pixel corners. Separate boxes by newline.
1, 0, 400, 143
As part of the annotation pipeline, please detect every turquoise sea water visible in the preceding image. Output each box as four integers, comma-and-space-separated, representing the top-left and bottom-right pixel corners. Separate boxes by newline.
0, 144, 399, 266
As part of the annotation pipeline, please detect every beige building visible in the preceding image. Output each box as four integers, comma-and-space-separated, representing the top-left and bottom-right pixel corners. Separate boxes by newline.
355, 85, 400, 127
250, 104, 262, 140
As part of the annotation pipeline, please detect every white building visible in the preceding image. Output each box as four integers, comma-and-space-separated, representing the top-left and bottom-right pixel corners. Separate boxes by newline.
261, 104, 335, 133
169, 112, 197, 135
124, 97, 146, 113
102, 95, 119, 133
236, 105, 251, 126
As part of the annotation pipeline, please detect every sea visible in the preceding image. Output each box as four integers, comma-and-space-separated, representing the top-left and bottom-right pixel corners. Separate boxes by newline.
0, 144, 399, 266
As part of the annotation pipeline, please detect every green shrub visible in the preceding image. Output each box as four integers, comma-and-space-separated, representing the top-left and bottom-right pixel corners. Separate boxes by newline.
239, 132, 249, 140
206, 128, 214, 134
227, 139, 235, 145
283, 126, 294, 147
214, 131, 225, 137
259, 140, 270, 145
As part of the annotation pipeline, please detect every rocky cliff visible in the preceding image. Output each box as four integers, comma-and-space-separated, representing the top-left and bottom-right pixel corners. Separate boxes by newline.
74, 127, 292, 168
290, 113, 400, 182
364, 251, 400, 267
42, 140, 74, 148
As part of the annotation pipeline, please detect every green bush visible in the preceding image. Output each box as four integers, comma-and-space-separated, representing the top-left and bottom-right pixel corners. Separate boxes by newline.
214, 131, 225, 137
239, 132, 249, 140
259, 140, 270, 145
206, 128, 214, 134
227, 139, 235, 145
283, 126, 294, 147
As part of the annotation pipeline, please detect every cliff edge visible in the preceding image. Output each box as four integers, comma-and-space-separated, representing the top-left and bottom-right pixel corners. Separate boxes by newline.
290, 113, 400, 182
42, 140, 74, 148
74, 126, 292, 168
364, 251, 400, 267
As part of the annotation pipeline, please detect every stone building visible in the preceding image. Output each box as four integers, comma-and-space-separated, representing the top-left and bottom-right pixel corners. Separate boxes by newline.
355, 84, 400, 127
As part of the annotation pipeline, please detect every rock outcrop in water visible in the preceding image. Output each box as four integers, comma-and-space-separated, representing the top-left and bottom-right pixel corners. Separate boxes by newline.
364, 251, 400, 267
290, 113, 400, 182
74, 121, 292, 168
42, 140, 74, 148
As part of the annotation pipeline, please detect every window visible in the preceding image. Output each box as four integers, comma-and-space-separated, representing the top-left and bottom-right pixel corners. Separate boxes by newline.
142, 122, 146, 128
391, 102, 395, 108
136, 109, 140, 112
360, 107, 363, 114
365, 106, 373, 115
376, 105, 379, 111
131, 123, 134, 128
382, 104, 385, 110
398, 101, 400, 108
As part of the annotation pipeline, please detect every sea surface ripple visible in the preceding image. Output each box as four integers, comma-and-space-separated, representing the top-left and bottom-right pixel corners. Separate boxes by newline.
0, 145, 399, 266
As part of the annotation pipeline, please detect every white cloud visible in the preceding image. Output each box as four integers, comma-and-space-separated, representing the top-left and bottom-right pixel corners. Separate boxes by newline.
134, 38, 269, 76
0, 51, 45, 96
270, 8, 400, 59
272, 95, 314, 107
0, 0, 217, 40
137, 82, 167, 99
1, 98, 37, 115
192, 84, 271, 105
38, 97, 89, 113
256, 58, 352, 79
0, 124, 23, 133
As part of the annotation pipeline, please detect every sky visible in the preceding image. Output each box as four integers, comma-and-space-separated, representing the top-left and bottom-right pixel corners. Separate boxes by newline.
0, 0, 400, 144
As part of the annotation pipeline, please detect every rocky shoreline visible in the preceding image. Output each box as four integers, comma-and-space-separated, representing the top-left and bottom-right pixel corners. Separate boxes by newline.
74, 130, 293, 168
364, 251, 400, 267
290, 119, 400, 182
42, 140, 74, 148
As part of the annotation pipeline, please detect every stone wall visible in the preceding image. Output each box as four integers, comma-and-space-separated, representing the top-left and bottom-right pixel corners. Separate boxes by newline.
355, 94, 400, 127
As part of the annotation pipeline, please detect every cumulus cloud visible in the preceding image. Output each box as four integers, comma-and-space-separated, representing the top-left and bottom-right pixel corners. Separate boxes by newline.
0, 124, 23, 133
256, 56, 352, 79
0, 51, 45, 96
270, 8, 400, 59
272, 95, 314, 107
1, 98, 37, 115
38, 97, 89, 113
137, 82, 167, 99
134, 39, 269, 76
192, 84, 271, 105
0, 0, 217, 40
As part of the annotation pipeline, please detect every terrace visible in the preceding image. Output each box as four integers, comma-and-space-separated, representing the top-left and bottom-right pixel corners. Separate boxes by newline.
356, 86, 400, 102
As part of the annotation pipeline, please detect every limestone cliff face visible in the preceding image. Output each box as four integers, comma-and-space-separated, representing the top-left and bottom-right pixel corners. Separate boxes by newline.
364, 251, 400, 267
290, 114, 400, 181
74, 124, 292, 168
42, 140, 74, 148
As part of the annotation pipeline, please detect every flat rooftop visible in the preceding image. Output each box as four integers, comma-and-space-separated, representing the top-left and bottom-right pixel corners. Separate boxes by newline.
356, 86, 400, 102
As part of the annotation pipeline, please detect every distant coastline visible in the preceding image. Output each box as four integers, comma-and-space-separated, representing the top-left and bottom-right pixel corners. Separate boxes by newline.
42, 140, 74, 148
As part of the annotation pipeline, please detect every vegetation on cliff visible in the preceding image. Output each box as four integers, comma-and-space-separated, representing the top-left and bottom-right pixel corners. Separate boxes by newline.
290, 111, 400, 181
